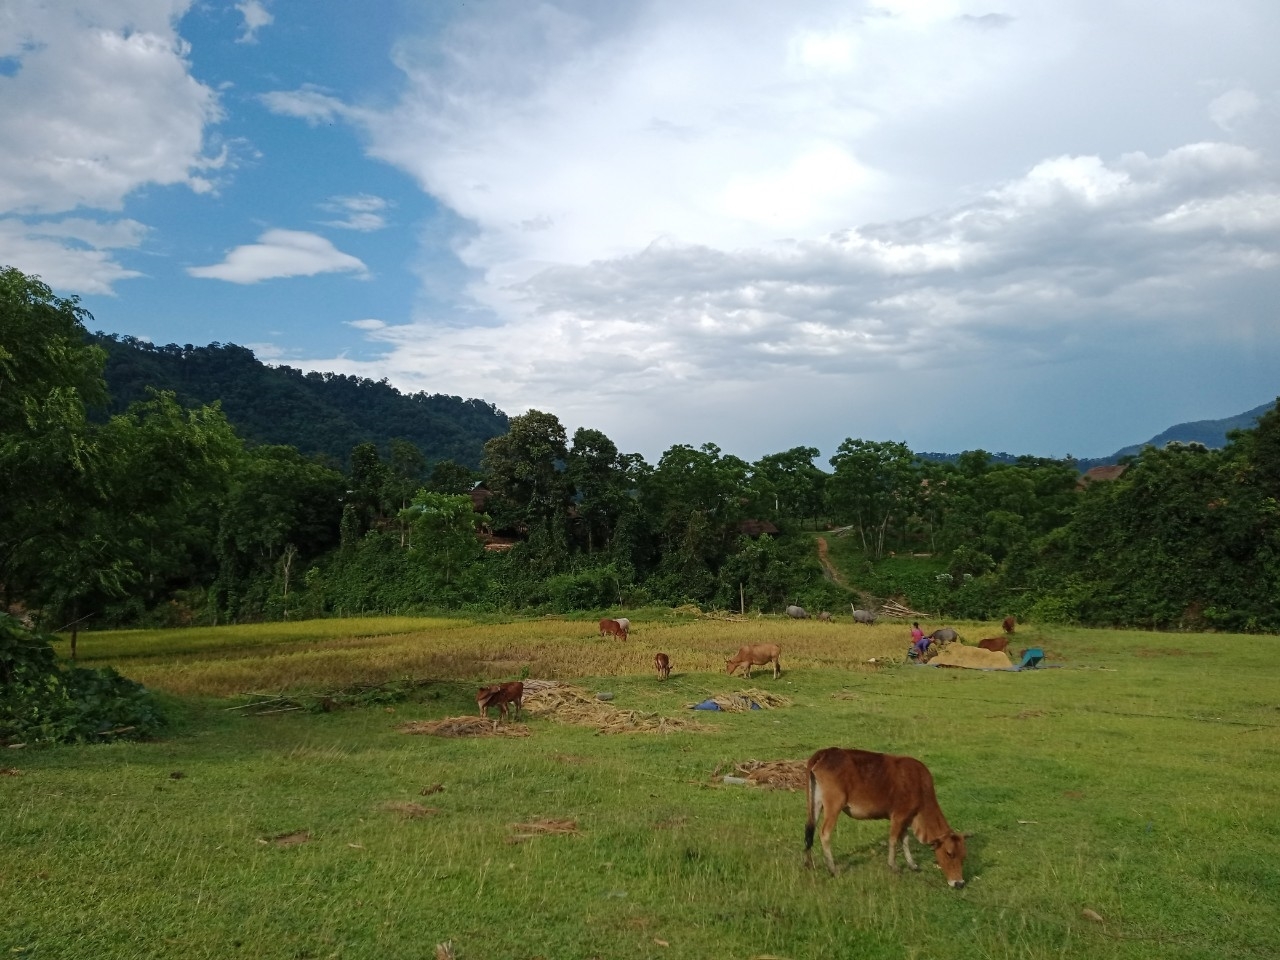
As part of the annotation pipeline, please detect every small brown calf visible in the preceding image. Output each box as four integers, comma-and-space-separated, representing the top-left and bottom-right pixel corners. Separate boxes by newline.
476, 681, 524, 720
654, 652, 671, 681
1002, 615, 1016, 634
977, 637, 1009, 653
804, 747, 967, 889
724, 643, 781, 679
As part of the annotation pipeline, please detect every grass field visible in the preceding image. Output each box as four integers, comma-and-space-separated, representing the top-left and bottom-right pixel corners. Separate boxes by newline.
3, 613, 1278, 960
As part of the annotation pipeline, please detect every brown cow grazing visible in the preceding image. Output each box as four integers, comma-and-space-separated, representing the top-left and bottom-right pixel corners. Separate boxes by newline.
817, 611, 833, 622
598, 618, 627, 639
977, 637, 1009, 653
476, 681, 524, 720
725, 643, 781, 679
1002, 615, 1016, 634
654, 652, 671, 681
804, 747, 967, 888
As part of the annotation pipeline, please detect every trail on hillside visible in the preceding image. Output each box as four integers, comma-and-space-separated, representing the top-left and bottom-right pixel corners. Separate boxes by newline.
815, 537, 846, 586
816, 536, 879, 609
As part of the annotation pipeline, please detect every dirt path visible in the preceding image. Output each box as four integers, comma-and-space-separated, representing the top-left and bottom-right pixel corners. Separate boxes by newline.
816, 537, 845, 585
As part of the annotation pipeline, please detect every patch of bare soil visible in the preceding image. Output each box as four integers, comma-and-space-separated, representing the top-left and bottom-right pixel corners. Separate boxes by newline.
382, 802, 440, 820
258, 830, 310, 847
507, 818, 580, 843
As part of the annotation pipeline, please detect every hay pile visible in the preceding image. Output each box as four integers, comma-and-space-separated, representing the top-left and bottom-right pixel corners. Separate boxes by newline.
524, 681, 706, 734
687, 689, 793, 712
929, 645, 1013, 669
397, 717, 530, 738
729, 759, 808, 790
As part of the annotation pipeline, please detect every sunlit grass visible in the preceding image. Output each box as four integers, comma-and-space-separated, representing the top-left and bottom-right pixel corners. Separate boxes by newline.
10, 614, 1279, 959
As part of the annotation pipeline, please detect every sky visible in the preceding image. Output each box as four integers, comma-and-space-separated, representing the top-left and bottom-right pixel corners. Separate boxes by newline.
3, 0, 1279, 464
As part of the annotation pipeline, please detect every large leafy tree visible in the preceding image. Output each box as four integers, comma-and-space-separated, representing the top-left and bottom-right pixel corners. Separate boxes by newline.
215, 444, 344, 619
826, 438, 918, 558
566, 427, 632, 554
482, 410, 572, 537
0, 267, 110, 623
751, 446, 826, 527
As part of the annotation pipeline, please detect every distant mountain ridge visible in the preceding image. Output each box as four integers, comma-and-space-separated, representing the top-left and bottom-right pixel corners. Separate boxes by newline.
1086, 401, 1276, 467
92, 334, 509, 468
920, 399, 1277, 472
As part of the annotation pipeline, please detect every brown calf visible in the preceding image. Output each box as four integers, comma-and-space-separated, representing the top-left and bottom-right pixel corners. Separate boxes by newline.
724, 643, 781, 679
598, 618, 628, 639
977, 637, 1009, 653
476, 681, 524, 721
654, 652, 671, 681
1002, 615, 1016, 634
804, 746, 967, 889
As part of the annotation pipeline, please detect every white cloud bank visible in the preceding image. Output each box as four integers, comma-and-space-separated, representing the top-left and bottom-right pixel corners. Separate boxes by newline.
188, 229, 369, 284
267, 1, 1280, 457
0, 1, 222, 292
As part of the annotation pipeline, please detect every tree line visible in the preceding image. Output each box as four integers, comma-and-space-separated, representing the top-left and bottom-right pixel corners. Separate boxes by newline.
5, 265, 1280, 634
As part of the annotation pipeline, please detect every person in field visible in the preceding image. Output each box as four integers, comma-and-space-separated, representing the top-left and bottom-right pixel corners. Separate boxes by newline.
908, 622, 929, 660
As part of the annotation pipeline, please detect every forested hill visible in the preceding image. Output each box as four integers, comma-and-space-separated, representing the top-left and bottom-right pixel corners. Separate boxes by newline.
91, 334, 509, 468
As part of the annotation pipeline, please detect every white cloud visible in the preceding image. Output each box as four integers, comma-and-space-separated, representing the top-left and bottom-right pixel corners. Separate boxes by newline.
235, 1, 273, 44
348, 318, 387, 330
0, 216, 147, 295
187, 229, 369, 283
1209, 88, 1261, 132
274, 1, 1280, 457
0, 2, 221, 216
260, 85, 352, 126
319, 194, 391, 231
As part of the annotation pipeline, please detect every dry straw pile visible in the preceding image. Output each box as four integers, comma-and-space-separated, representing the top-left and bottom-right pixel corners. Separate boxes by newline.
397, 717, 531, 738
724, 759, 809, 790
523, 681, 707, 734
685, 689, 793, 711
929, 645, 1013, 669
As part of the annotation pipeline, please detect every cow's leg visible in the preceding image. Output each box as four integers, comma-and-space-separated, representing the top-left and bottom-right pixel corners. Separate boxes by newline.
818, 791, 842, 876
744, 663, 752, 679
887, 812, 911, 872
900, 833, 919, 871
773, 657, 781, 679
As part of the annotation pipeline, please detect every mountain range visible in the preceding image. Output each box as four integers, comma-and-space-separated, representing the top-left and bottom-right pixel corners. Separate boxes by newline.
92, 333, 1274, 473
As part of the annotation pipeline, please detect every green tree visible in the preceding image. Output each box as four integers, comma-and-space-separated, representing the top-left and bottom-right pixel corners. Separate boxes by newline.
404, 491, 484, 593
752, 446, 826, 527
827, 439, 918, 558
0, 267, 109, 615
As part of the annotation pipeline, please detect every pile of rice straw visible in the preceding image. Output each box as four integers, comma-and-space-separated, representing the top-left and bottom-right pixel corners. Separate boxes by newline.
929, 645, 1013, 669
730, 759, 808, 791
686, 688, 793, 712
397, 717, 530, 738
523, 681, 706, 734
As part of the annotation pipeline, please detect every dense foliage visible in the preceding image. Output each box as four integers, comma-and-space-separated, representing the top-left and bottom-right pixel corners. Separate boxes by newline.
6, 265, 1280, 632
92, 334, 509, 469
0, 614, 166, 745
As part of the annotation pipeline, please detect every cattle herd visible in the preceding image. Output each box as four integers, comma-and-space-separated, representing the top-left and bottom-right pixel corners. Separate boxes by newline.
469, 606, 1011, 888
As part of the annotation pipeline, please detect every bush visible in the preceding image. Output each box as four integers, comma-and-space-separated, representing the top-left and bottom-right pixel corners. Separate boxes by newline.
0, 615, 166, 746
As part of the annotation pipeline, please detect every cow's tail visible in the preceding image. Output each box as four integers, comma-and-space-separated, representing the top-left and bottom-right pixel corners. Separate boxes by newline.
804, 767, 818, 853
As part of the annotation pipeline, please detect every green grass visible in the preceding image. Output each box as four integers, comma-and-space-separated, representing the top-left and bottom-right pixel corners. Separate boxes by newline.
3, 618, 1279, 959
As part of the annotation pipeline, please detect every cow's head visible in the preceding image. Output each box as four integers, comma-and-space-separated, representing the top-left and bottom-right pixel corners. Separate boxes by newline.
931, 831, 967, 889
